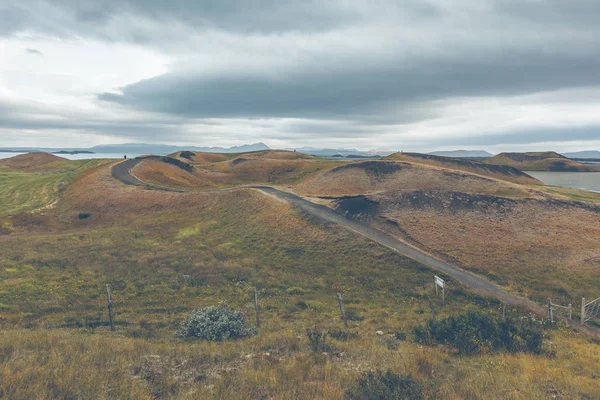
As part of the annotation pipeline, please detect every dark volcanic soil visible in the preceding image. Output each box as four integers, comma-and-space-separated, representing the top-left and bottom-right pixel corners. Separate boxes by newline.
334, 195, 380, 218
329, 161, 406, 177
179, 151, 196, 160
159, 157, 194, 172
403, 153, 533, 178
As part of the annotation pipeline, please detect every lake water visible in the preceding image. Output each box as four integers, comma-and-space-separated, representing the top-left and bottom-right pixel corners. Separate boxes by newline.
527, 171, 600, 193
0, 152, 141, 160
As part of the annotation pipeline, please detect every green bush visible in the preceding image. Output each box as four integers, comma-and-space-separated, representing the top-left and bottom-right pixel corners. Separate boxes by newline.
328, 329, 360, 341
286, 287, 307, 295
345, 370, 424, 400
414, 311, 543, 355
306, 328, 333, 353
176, 304, 257, 341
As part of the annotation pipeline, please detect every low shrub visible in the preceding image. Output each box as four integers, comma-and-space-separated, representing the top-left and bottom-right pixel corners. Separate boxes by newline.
414, 311, 543, 355
328, 329, 360, 341
345, 370, 424, 400
306, 328, 333, 353
176, 304, 257, 341
345, 309, 364, 321
286, 287, 308, 295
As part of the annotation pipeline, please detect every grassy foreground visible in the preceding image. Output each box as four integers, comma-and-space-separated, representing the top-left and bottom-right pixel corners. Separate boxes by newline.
0, 157, 599, 398
1, 326, 599, 399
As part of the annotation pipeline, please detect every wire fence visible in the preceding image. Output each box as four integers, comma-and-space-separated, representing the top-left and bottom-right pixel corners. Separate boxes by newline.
582, 296, 600, 324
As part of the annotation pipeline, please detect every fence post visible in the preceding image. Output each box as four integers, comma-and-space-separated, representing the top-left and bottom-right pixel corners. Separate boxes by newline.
568, 304, 572, 321
581, 297, 586, 325
254, 287, 260, 328
502, 303, 506, 321
106, 284, 115, 332
547, 298, 553, 322
337, 293, 348, 328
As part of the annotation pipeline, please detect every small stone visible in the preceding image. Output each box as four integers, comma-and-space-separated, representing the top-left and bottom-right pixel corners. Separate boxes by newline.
376, 330, 384, 336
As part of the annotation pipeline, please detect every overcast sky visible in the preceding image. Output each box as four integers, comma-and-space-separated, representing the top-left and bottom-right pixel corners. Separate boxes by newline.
1, 0, 599, 152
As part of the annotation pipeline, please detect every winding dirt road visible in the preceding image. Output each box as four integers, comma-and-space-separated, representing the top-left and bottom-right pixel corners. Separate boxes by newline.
112, 158, 582, 322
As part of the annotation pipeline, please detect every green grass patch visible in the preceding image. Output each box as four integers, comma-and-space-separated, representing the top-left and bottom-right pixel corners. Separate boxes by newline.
0, 160, 109, 217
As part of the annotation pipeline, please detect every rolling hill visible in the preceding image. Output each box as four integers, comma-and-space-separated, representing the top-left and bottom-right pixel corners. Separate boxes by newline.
385, 152, 541, 185
0, 152, 67, 169
0, 150, 599, 398
485, 151, 600, 172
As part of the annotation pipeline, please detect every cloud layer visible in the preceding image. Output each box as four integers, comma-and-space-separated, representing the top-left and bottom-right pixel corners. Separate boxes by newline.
1, 0, 599, 151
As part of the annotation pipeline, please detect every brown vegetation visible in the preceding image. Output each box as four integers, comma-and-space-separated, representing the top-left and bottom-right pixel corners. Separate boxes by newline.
386, 152, 542, 185
485, 152, 600, 172
0, 152, 67, 169
136, 150, 335, 189
1, 152, 600, 398
294, 159, 532, 198
336, 188, 600, 304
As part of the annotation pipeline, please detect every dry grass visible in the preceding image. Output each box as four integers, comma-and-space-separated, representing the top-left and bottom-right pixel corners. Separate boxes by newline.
133, 159, 218, 189
485, 152, 600, 172
294, 160, 531, 198
132, 152, 337, 189
0, 152, 67, 169
0, 323, 598, 399
1, 155, 600, 398
360, 190, 600, 304
385, 153, 542, 185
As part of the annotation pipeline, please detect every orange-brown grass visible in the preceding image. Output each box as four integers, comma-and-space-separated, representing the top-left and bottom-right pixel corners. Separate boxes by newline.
386, 152, 542, 185
358, 190, 600, 303
132, 159, 218, 189
486, 152, 600, 172
0, 152, 67, 169
234, 149, 315, 160
1, 161, 600, 398
169, 149, 313, 165
294, 160, 532, 198
205, 157, 336, 185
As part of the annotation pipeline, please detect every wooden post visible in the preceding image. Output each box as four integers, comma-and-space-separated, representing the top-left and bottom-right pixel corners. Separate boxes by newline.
502, 303, 506, 321
568, 304, 572, 321
435, 278, 439, 295
254, 287, 260, 328
106, 284, 115, 332
547, 298, 553, 322
581, 297, 586, 325
337, 293, 348, 328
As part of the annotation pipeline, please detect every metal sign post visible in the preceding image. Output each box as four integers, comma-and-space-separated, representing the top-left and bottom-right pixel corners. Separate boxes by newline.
434, 276, 445, 304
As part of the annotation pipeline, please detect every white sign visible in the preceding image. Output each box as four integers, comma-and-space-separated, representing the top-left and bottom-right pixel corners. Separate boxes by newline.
434, 276, 445, 288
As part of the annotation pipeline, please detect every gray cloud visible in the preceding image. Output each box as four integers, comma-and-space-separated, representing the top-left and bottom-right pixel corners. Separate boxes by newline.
98, 50, 600, 123
433, 127, 600, 147
2, 0, 600, 150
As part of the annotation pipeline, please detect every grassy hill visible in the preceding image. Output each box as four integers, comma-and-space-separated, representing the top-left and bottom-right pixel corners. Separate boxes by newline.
0, 152, 599, 398
485, 151, 600, 172
0, 154, 111, 218
386, 152, 542, 185
0, 152, 67, 169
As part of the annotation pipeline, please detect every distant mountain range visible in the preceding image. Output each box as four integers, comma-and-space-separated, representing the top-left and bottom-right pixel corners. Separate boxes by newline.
561, 150, 600, 159
0, 142, 270, 155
